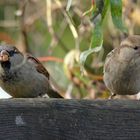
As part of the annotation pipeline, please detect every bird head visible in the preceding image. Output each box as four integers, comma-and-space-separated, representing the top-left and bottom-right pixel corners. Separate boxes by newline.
0, 45, 24, 70
119, 35, 140, 61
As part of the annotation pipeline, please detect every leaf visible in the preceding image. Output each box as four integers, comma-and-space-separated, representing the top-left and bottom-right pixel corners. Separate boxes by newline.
80, 42, 103, 66
110, 0, 127, 33
80, 20, 103, 67
91, 23, 103, 48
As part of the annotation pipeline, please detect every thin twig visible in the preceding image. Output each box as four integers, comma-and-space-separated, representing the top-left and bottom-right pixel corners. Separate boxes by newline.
19, 0, 30, 53
46, 0, 69, 54
55, 0, 79, 49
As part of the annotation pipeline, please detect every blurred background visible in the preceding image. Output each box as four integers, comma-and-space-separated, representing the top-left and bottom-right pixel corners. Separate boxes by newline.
0, 0, 140, 99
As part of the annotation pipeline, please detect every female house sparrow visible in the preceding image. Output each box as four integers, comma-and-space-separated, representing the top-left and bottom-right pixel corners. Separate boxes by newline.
103, 35, 140, 98
0, 44, 63, 98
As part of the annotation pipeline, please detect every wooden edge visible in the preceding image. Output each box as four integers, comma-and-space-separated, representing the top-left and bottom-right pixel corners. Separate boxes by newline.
0, 98, 139, 109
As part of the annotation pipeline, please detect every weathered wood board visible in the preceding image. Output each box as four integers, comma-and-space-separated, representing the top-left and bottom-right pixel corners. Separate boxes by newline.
0, 99, 139, 140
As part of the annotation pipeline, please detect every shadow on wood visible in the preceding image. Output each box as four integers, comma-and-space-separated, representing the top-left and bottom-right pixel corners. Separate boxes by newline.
0, 99, 140, 140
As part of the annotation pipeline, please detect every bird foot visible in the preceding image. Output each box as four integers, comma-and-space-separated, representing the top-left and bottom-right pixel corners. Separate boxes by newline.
37, 94, 50, 98
108, 93, 116, 99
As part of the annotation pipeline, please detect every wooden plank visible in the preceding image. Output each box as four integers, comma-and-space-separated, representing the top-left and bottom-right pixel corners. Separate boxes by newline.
0, 99, 140, 139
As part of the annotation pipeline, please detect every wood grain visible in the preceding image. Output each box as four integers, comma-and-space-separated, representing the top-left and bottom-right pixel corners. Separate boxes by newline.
0, 99, 140, 140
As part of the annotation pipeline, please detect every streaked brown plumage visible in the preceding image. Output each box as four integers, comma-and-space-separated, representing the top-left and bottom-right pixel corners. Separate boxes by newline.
0, 44, 63, 98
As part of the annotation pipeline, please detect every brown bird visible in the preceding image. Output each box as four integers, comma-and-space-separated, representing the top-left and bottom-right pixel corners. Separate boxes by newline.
103, 35, 140, 98
0, 44, 63, 98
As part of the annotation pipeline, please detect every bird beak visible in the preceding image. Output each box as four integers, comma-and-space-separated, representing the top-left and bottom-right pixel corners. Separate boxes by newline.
0, 50, 10, 62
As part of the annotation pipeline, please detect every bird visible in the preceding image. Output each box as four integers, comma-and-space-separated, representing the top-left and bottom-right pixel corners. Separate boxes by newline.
0, 44, 63, 98
103, 35, 140, 99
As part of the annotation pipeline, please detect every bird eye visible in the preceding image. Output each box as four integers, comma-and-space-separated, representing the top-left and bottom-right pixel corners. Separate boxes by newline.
13, 47, 19, 53
134, 46, 139, 50
14, 49, 18, 53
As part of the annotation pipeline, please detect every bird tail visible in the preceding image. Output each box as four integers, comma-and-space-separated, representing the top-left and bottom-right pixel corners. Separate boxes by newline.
48, 88, 63, 98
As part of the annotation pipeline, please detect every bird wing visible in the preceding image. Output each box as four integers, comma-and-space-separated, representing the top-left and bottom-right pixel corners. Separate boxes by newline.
104, 48, 118, 73
26, 53, 50, 79
25, 53, 63, 98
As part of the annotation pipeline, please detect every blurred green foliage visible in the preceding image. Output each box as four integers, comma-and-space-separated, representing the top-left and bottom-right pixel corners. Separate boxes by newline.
0, 0, 140, 99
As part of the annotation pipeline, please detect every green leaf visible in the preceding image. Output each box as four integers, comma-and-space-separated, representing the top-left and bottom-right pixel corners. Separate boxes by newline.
110, 0, 127, 32
91, 23, 103, 48
101, 0, 110, 22
80, 21, 103, 67
80, 42, 103, 66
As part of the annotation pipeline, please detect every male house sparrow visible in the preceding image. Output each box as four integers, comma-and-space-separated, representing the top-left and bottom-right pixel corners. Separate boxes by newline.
0, 44, 63, 98
103, 35, 140, 98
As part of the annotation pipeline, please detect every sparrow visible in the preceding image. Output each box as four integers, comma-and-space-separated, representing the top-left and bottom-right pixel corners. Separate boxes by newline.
0, 44, 63, 98
103, 35, 140, 98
